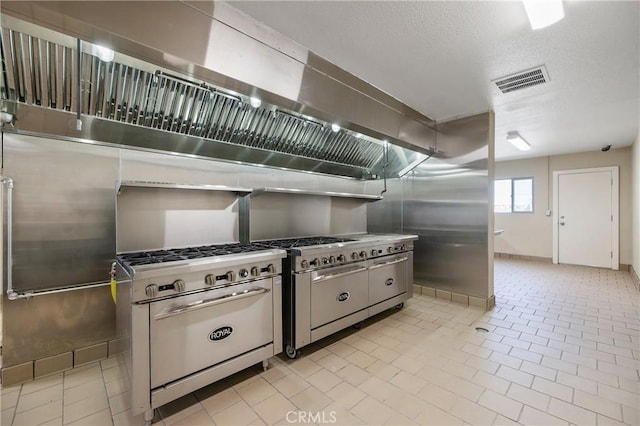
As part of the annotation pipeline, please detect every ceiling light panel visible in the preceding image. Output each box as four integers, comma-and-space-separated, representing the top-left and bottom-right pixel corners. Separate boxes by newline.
506, 132, 531, 151
522, 0, 565, 30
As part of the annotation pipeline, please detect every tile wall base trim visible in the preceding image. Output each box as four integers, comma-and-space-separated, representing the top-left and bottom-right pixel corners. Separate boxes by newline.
494, 252, 552, 263
34, 351, 73, 379
0, 337, 125, 387
496, 253, 633, 276
415, 284, 494, 311
630, 265, 640, 292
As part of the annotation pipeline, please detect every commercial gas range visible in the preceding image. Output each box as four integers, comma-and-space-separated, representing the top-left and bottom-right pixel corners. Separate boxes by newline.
255, 234, 417, 358
116, 243, 286, 422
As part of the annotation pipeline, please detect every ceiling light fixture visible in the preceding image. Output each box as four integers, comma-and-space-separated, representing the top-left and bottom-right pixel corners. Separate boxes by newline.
94, 45, 115, 62
522, 0, 565, 30
249, 97, 262, 108
506, 131, 531, 151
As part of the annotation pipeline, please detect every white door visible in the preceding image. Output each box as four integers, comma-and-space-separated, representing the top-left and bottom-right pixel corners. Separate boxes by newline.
554, 167, 618, 269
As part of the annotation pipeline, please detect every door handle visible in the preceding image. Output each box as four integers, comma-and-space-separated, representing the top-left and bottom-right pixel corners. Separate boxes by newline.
154, 287, 270, 319
370, 256, 408, 269
313, 265, 367, 283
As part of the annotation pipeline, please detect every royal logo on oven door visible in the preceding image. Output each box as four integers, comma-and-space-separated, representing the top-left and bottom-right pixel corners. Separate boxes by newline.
208, 326, 233, 342
336, 291, 350, 302
385, 278, 394, 286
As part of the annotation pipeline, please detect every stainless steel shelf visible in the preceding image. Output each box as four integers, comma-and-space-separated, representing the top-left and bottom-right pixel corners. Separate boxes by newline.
116, 180, 253, 194
250, 187, 382, 202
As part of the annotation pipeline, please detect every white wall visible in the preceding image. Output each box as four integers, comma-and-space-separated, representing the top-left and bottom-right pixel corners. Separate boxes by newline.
632, 132, 640, 276
494, 157, 551, 258
495, 147, 633, 265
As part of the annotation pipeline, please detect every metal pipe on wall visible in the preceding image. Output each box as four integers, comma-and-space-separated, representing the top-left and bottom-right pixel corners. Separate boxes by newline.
0, 176, 15, 299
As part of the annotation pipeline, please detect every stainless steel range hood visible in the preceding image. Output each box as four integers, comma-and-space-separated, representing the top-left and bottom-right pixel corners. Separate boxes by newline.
0, 8, 434, 180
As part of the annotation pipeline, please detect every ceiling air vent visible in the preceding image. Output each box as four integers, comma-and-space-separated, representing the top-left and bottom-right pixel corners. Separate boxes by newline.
492, 65, 549, 94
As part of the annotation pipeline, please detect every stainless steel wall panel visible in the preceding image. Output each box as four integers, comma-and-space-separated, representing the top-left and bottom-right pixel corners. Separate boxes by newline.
366, 179, 404, 234
118, 144, 369, 194
407, 113, 493, 299
250, 194, 367, 240
367, 112, 494, 301
2, 133, 117, 292
403, 168, 490, 299
116, 187, 240, 253
2, 285, 115, 367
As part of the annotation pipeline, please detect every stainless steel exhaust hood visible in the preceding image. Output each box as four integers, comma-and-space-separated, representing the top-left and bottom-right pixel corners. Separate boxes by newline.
0, 9, 433, 180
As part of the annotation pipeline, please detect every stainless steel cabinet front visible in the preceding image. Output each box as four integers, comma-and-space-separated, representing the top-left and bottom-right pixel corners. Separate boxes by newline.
368, 255, 408, 305
149, 279, 273, 388
310, 264, 368, 329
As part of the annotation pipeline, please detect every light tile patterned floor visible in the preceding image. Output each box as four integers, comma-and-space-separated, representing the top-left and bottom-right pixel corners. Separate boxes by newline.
1, 258, 639, 425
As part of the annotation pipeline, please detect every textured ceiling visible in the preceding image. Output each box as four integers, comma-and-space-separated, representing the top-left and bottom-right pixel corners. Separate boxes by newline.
224, 0, 639, 161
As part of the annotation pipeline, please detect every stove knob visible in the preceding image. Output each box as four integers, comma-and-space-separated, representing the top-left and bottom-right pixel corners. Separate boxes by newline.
337, 254, 346, 263
400, 244, 406, 251
301, 260, 309, 269
266, 264, 276, 274
173, 279, 185, 292
226, 271, 235, 281
251, 266, 259, 276
371, 249, 378, 256
239, 268, 249, 279
205, 274, 214, 286
388, 246, 394, 253
359, 251, 366, 258
351, 252, 358, 260
329, 256, 336, 264
145, 284, 158, 298
322, 257, 329, 265
310, 258, 320, 267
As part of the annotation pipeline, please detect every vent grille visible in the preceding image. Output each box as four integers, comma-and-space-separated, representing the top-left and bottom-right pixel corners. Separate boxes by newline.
492, 66, 549, 94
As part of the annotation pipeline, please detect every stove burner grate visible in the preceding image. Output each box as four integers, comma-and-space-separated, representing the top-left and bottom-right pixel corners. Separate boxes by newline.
255, 236, 354, 249
118, 243, 271, 266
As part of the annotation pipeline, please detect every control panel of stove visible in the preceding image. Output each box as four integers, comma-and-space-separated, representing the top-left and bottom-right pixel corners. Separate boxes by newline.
132, 259, 282, 302
293, 240, 413, 271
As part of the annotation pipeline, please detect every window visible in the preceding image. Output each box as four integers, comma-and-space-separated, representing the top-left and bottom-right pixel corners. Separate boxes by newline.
494, 178, 533, 213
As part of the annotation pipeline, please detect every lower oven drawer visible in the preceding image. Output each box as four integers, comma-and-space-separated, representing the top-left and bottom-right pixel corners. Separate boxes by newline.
149, 279, 273, 388
310, 263, 368, 329
368, 254, 408, 305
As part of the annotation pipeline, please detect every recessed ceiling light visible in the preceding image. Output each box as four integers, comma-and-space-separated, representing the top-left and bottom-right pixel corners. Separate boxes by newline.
522, 0, 564, 30
249, 97, 262, 108
94, 45, 115, 62
506, 131, 531, 151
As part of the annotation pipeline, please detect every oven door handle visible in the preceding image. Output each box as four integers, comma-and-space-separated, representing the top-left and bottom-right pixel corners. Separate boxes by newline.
369, 256, 409, 270
313, 265, 367, 283
154, 287, 270, 320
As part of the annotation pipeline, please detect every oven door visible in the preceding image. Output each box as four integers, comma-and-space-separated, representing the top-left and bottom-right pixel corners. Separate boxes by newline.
368, 254, 409, 306
310, 263, 368, 329
149, 279, 273, 388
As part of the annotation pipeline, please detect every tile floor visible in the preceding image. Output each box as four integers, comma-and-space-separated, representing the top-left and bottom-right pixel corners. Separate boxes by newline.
1, 258, 638, 425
